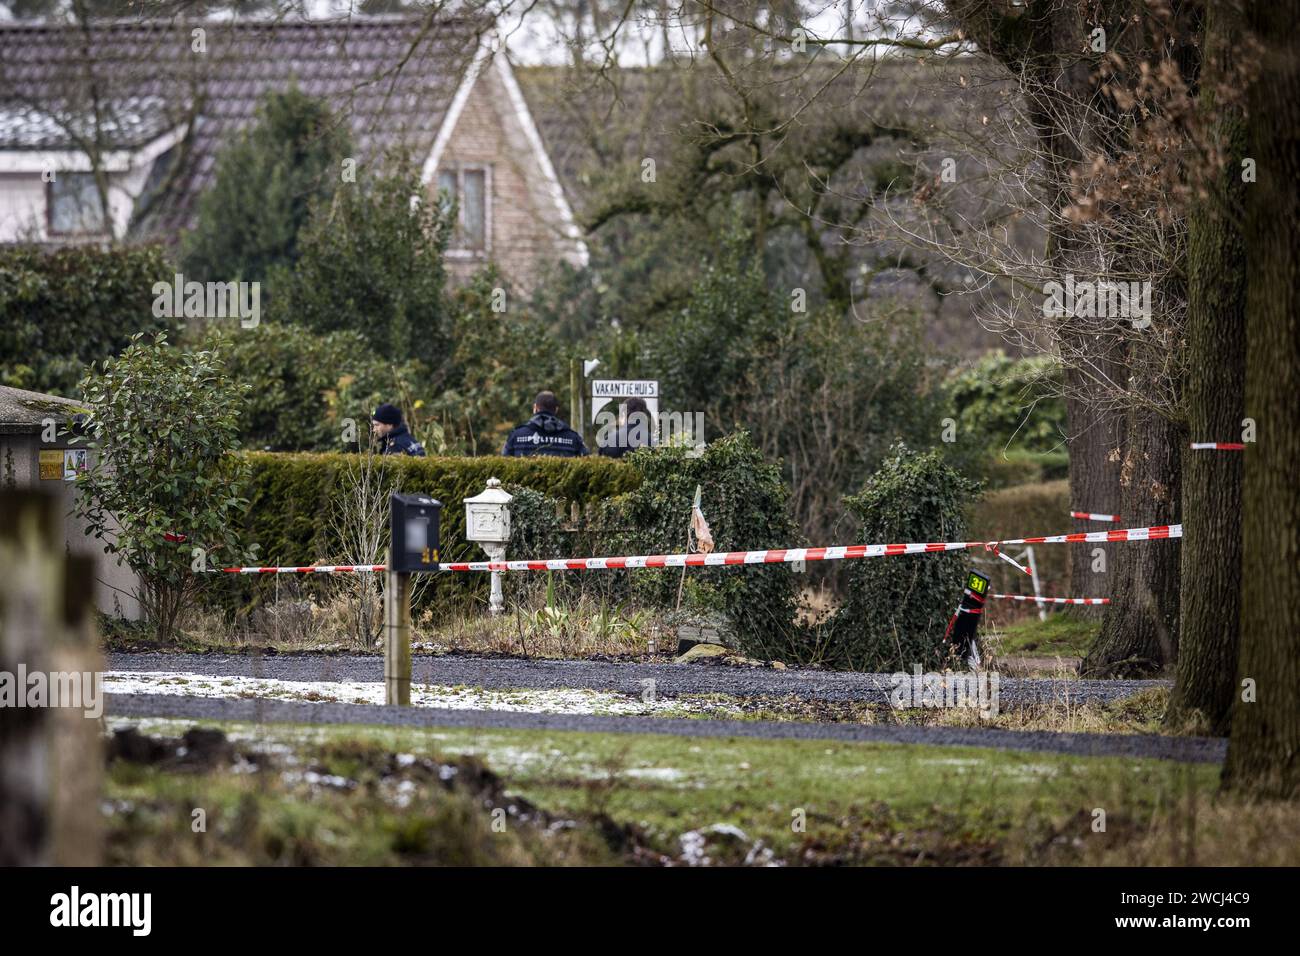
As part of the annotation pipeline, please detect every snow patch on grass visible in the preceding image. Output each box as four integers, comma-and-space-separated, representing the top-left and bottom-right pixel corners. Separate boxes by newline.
105, 671, 721, 718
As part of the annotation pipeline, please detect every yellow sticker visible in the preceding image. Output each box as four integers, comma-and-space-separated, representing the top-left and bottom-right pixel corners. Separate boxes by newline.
39, 450, 63, 480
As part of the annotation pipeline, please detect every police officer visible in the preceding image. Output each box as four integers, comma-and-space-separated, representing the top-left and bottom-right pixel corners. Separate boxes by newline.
371, 403, 427, 457
501, 391, 588, 457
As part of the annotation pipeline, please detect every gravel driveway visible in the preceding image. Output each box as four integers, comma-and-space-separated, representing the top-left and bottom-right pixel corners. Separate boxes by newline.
103, 652, 1217, 763
106, 652, 1166, 708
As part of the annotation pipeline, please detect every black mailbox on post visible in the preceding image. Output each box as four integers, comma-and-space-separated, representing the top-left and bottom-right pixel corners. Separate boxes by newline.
390, 493, 442, 572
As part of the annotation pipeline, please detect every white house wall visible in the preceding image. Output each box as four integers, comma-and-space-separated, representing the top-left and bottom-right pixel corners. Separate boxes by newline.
0, 165, 151, 243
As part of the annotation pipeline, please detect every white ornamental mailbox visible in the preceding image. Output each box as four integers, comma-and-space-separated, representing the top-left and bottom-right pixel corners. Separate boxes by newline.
464, 478, 512, 543
464, 478, 512, 614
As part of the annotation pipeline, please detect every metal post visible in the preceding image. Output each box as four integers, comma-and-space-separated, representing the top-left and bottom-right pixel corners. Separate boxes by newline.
484, 543, 506, 615
1026, 545, 1048, 621
384, 554, 412, 706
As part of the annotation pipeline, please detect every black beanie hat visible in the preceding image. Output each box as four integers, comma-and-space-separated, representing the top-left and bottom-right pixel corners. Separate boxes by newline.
373, 403, 402, 425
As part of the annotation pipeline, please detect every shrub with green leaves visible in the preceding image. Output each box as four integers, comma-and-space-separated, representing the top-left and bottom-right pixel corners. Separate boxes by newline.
0, 245, 173, 395
75, 333, 256, 641
944, 351, 1066, 456
428, 267, 568, 455
218, 451, 639, 613
828, 443, 981, 670
182, 88, 352, 287
273, 155, 453, 369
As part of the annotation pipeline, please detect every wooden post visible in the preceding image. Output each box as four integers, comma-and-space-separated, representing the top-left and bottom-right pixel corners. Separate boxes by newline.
0, 489, 103, 865
569, 357, 584, 447
383, 553, 412, 706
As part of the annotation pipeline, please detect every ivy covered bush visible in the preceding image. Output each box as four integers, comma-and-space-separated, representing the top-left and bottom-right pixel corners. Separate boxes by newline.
613, 433, 804, 658
827, 443, 981, 670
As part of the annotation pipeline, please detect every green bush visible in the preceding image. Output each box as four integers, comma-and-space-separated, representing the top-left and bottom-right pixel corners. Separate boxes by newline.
828, 443, 981, 670
944, 351, 1067, 456
0, 245, 174, 395
76, 333, 255, 641
205, 272, 569, 456
503, 486, 573, 560
220, 436, 804, 647
428, 268, 568, 456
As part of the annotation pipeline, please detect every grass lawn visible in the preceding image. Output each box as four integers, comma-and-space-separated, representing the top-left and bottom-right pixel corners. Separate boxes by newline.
991, 612, 1102, 659
103, 716, 1299, 866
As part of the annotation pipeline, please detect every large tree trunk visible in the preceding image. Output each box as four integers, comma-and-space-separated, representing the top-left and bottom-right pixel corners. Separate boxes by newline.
1064, 372, 1126, 604
1166, 0, 1247, 734
1222, 0, 1300, 799
1082, 404, 1182, 676
945, 1, 1150, 616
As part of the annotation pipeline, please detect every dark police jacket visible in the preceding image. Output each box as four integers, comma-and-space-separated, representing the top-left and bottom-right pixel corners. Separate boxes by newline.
597, 426, 655, 459
379, 423, 427, 457
501, 413, 588, 457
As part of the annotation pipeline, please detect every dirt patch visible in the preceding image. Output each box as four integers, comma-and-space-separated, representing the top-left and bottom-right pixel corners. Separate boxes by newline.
109, 726, 236, 770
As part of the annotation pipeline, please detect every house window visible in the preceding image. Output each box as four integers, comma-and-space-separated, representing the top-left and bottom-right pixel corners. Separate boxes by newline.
436, 164, 490, 253
47, 172, 108, 236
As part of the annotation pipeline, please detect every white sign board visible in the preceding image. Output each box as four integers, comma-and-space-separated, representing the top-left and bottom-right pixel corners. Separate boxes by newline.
590, 380, 660, 425
63, 449, 87, 481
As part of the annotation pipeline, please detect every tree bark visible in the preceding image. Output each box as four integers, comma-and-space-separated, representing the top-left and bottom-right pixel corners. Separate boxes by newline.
1064, 369, 1126, 604
1222, 0, 1300, 799
1166, 0, 1247, 734
1082, 403, 1182, 676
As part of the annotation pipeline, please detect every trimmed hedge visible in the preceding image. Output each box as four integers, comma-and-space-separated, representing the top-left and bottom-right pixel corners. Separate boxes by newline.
968, 479, 1071, 599
239, 451, 640, 573
217, 437, 803, 645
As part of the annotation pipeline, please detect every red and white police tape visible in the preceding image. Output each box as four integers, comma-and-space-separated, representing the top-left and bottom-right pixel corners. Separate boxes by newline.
213, 522, 1182, 575
1071, 511, 1121, 522
987, 545, 1033, 577
217, 564, 390, 574
989, 594, 1109, 606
